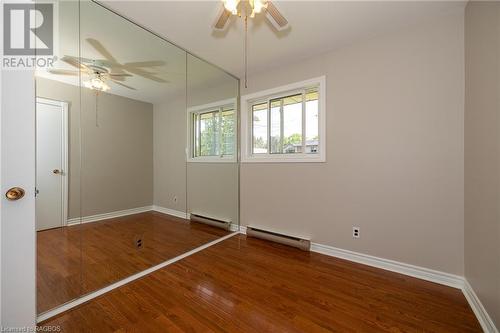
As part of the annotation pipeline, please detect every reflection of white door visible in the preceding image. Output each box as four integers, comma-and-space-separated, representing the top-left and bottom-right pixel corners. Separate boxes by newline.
36, 98, 68, 231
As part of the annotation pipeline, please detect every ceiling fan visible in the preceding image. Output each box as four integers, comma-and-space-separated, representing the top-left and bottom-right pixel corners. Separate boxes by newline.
48, 38, 167, 92
213, 0, 289, 88
214, 0, 288, 31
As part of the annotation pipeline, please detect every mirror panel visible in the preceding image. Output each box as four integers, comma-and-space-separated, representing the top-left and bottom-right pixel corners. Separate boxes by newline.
186, 54, 239, 230
79, 0, 189, 295
35, 0, 82, 314
35, 0, 239, 314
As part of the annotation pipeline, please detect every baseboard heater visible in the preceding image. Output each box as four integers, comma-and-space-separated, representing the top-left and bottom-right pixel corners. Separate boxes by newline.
246, 226, 311, 251
190, 213, 231, 231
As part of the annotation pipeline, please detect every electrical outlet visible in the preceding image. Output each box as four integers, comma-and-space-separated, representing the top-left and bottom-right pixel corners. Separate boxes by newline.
134, 235, 143, 249
353, 227, 360, 239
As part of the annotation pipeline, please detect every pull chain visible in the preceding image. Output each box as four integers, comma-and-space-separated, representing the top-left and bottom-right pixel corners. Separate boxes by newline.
95, 91, 100, 127
244, 15, 248, 89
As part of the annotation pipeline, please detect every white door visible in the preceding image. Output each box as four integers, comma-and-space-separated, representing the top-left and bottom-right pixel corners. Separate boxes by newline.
1, 70, 37, 327
36, 98, 68, 231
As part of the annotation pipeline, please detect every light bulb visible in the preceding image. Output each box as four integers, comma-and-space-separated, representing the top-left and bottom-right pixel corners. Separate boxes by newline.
224, 0, 239, 15
83, 76, 110, 92
92, 78, 103, 89
253, 0, 267, 14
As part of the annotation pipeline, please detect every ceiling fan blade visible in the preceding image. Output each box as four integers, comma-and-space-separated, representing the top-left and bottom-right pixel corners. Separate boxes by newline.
86, 38, 118, 63
123, 61, 165, 68
107, 74, 129, 82
108, 73, 131, 81
265, 1, 289, 31
61, 56, 87, 69
86, 39, 127, 75
214, 6, 231, 30
48, 69, 79, 76
125, 67, 167, 83
111, 80, 137, 90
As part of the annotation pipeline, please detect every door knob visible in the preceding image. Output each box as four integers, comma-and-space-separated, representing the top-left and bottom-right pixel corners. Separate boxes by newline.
53, 169, 62, 175
5, 187, 25, 201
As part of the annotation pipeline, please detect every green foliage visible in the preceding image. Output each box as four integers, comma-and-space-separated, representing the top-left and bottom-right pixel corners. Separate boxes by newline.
199, 115, 217, 156
221, 112, 235, 155
198, 110, 235, 156
284, 133, 302, 146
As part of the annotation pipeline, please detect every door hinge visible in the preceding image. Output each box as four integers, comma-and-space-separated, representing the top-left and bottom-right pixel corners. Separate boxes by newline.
35, 188, 39, 197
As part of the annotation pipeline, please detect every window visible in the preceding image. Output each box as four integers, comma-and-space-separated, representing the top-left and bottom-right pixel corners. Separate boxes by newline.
188, 99, 236, 162
242, 76, 325, 162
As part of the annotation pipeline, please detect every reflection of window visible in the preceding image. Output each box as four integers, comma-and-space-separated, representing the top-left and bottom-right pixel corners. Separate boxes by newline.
189, 100, 236, 162
243, 77, 325, 162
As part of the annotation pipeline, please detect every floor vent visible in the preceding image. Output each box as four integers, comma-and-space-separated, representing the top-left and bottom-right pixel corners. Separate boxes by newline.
246, 226, 310, 251
190, 213, 231, 231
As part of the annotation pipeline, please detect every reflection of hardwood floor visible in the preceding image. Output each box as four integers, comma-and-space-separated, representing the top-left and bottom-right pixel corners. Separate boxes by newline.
37, 211, 230, 313
40, 235, 481, 332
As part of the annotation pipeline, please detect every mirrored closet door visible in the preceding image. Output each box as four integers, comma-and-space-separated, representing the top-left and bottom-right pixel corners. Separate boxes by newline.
35, 0, 82, 314
35, 0, 239, 316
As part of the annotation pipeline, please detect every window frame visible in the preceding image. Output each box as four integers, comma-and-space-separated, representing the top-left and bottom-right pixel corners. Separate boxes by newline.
241, 76, 326, 163
187, 98, 237, 163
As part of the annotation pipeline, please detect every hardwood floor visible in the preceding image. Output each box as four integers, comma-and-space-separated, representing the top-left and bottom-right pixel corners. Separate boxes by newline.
40, 235, 481, 332
37, 211, 230, 313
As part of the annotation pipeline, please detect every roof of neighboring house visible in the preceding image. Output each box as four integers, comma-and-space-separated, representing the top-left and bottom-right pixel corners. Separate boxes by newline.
291, 140, 319, 147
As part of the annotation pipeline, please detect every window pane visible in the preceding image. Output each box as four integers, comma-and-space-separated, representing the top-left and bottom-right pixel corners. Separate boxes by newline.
283, 94, 303, 154
221, 108, 235, 156
198, 111, 219, 156
305, 90, 319, 154
270, 99, 282, 154
252, 103, 268, 154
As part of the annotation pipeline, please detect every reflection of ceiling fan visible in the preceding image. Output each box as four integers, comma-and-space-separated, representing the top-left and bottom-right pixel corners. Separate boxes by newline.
213, 0, 289, 88
48, 38, 167, 92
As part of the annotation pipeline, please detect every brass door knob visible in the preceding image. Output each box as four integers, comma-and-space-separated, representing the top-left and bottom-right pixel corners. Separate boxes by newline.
5, 187, 25, 201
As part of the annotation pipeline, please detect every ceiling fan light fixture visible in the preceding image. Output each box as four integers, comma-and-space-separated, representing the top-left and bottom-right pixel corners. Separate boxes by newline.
84, 77, 110, 92
223, 0, 240, 15
214, 0, 287, 88
252, 0, 267, 15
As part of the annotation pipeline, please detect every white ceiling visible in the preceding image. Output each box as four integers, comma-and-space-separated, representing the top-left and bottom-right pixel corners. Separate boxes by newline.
102, 1, 466, 79
40, 0, 465, 103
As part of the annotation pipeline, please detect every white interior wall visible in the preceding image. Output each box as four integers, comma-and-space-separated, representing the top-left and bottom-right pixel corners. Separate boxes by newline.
153, 95, 240, 225
240, 7, 465, 275
153, 96, 187, 213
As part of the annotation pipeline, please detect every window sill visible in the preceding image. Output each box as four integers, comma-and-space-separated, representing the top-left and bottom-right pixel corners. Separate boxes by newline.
187, 157, 237, 163
241, 155, 326, 163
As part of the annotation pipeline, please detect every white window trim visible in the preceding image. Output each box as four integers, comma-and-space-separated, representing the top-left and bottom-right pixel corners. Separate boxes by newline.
241, 76, 326, 163
187, 98, 237, 163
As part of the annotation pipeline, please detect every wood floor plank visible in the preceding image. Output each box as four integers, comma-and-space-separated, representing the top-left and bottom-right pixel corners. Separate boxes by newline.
40, 235, 482, 332
37, 211, 230, 313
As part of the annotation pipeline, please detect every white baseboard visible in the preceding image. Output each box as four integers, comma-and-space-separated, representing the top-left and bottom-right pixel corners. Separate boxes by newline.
151, 205, 188, 219
238, 225, 461, 288
463, 280, 499, 333
310, 242, 464, 289
66, 206, 154, 226
230, 224, 245, 232
237, 225, 497, 332
237, 225, 248, 234
66, 206, 189, 226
